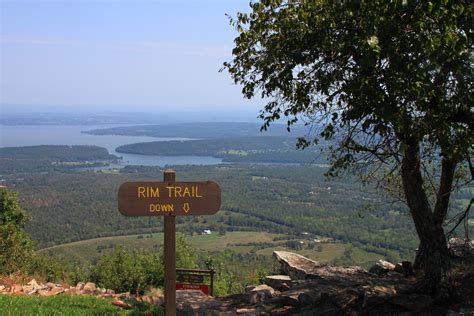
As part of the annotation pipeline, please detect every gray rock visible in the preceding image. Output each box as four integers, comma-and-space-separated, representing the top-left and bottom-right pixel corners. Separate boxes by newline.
264, 275, 292, 291
369, 259, 396, 276
252, 284, 276, 295
297, 289, 322, 306
273, 251, 325, 280
273, 251, 370, 285
379, 260, 395, 270
246, 284, 277, 304
369, 264, 385, 275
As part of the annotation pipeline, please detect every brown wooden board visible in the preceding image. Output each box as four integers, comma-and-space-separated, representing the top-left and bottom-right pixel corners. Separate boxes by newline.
118, 181, 221, 216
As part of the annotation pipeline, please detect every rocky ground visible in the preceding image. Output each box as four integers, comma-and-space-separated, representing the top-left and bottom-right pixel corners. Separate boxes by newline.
175, 238, 474, 315
1, 238, 473, 315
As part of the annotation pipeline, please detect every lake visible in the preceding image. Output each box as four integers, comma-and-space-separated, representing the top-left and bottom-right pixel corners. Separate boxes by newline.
0, 125, 223, 166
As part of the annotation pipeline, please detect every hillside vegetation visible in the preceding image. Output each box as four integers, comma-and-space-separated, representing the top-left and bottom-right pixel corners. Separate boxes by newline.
116, 136, 323, 163
0, 145, 119, 174
5, 164, 421, 262
84, 122, 306, 138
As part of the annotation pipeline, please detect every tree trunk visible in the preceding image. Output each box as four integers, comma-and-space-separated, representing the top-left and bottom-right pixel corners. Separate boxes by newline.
401, 138, 452, 297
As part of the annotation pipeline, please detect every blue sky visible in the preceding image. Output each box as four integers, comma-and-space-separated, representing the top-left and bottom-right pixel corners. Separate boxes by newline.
1, 0, 259, 112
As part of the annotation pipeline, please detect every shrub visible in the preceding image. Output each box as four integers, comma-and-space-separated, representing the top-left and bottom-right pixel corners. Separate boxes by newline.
0, 188, 34, 274
91, 246, 163, 294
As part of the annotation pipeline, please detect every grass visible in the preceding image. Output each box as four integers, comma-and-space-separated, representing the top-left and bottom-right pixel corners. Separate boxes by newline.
0, 294, 164, 316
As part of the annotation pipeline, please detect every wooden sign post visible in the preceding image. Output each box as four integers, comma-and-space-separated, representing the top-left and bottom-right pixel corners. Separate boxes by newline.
164, 169, 176, 316
118, 169, 221, 316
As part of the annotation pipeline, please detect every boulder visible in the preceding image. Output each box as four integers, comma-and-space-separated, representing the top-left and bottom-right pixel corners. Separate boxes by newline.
267, 293, 301, 308
369, 260, 396, 276
246, 284, 277, 304
82, 282, 96, 294
11, 284, 23, 294
264, 275, 292, 291
297, 289, 321, 306
38, 287, 64, 296
106, 289, 115, 295
111, 299, 131, 309
45, 282, 55, 289
50, 287, 65, 295
273, 251, 370, 285
22, 285, 37, 295
273, 251, 325, 280
378, 260, 395, 270
75, 282, 85, 291
27, 279, 40, 287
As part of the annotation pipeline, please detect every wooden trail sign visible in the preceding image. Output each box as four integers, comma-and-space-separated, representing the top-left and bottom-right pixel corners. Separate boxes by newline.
118, 181, 221, 216
118, 169, 221, 316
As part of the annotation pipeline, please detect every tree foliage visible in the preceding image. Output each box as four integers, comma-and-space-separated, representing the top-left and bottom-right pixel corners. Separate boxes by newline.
224, 0, 471, 164
91, 247, 163, 294
0, 188, 34, 274
91, 234, 197, 293
224, 0, 473, 295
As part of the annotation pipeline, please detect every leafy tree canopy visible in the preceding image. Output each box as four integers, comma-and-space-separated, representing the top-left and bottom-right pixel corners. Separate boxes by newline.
224, 0, 472, 171
224, 0, 473, 296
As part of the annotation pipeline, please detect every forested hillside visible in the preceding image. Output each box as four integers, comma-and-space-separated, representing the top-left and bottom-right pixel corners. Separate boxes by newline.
0, 145, 119, 174
4, 164, 423, 262
116, 136, 324, 163
85, 122, 306, 138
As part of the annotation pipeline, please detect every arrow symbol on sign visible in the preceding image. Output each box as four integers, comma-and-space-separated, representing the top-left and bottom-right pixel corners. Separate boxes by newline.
183, 203, 190, 213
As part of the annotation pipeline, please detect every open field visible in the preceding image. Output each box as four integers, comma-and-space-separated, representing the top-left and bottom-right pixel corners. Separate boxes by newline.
38, 232, 282, 266
39, 231, 384, 268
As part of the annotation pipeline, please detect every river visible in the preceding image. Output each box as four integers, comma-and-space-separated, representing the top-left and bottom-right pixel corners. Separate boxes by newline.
0, 125, 223, 166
